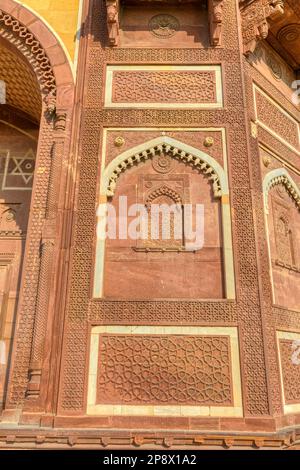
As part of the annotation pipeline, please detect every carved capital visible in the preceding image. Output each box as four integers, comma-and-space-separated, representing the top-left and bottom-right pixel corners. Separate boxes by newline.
240, 0, 285, 56
106, 0, 120, 47
209, 0, 224, 47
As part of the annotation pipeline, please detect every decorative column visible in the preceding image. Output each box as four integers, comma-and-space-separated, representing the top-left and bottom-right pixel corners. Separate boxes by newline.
26, 239, 55, 399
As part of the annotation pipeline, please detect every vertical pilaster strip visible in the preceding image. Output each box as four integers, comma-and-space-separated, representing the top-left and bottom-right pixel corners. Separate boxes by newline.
26, 113, 66, 401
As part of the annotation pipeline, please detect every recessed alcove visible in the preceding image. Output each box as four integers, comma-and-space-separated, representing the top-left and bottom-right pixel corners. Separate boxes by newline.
118, 0, 209, 47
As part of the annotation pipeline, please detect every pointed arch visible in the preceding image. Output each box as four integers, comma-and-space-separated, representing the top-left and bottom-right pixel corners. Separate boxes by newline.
100, 136, 229, 198
0, 2, 74, 109
263, 168, 300, 307
263, 168, 300, 213
0, 1, 75, 409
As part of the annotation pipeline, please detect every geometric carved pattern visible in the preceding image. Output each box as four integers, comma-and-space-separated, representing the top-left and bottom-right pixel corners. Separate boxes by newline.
279, 340, 300, 404
255, 89, 299, 150
112, 71, 217, 104
2, 150, 35, 190
97, 335, 233, 405
106, 143, 222, 198
60, 0, 271, 419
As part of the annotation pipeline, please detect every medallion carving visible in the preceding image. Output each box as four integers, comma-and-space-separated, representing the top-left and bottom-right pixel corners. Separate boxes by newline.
148, 14, 180, 39
151, 153, 174, 174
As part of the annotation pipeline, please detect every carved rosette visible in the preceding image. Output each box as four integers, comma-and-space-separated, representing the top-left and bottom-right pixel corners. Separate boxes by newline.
240, 0, 285, 56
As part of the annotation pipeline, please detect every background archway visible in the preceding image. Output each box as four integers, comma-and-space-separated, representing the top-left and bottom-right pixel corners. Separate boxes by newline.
0, 0, 74, 415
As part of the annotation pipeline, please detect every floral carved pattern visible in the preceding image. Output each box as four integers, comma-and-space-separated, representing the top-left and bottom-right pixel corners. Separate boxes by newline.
96, 335, 233, 406
112, 71, 217, 104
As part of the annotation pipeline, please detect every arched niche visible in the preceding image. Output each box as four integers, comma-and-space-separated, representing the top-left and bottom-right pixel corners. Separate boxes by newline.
94, 137, 235, 300
263, 168, 300, 311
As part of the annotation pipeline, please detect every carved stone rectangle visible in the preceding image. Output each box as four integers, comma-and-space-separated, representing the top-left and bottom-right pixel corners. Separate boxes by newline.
254, 86, 300, 151
96, 334, 233, 406
105, 65, 223, 108
279, 339, 300, 405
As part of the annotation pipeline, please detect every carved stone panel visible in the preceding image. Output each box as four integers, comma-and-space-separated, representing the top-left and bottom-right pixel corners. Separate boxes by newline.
96, 334, 233, 406
105, 65, 223, 108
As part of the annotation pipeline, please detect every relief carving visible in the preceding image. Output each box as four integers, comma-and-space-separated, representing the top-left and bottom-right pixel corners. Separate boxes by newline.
274, 209, 295, 267
96, 335, 233, 406
209, 0, 224, 47
106, 0, 120, 47
111, 70, 217, 104
148, 14, 180, 39
280, 340, 300, 404
105, 142, 222, 198
239, 0, 285, 56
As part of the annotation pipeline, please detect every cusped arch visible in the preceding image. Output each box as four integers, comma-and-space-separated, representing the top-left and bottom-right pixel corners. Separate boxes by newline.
0, 0, 74, 109
263, 168, 300, 213
145, 185, 182, 208
101, 136, 228, 198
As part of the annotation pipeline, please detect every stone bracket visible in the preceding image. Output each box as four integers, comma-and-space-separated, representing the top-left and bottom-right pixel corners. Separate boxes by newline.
240, 0, 285, 56
106, 0, 119, 47
209, 0, 224, 47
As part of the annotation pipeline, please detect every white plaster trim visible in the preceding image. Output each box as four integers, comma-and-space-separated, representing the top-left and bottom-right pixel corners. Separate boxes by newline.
100, 136, 228, 197
263, 168, 300, 304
